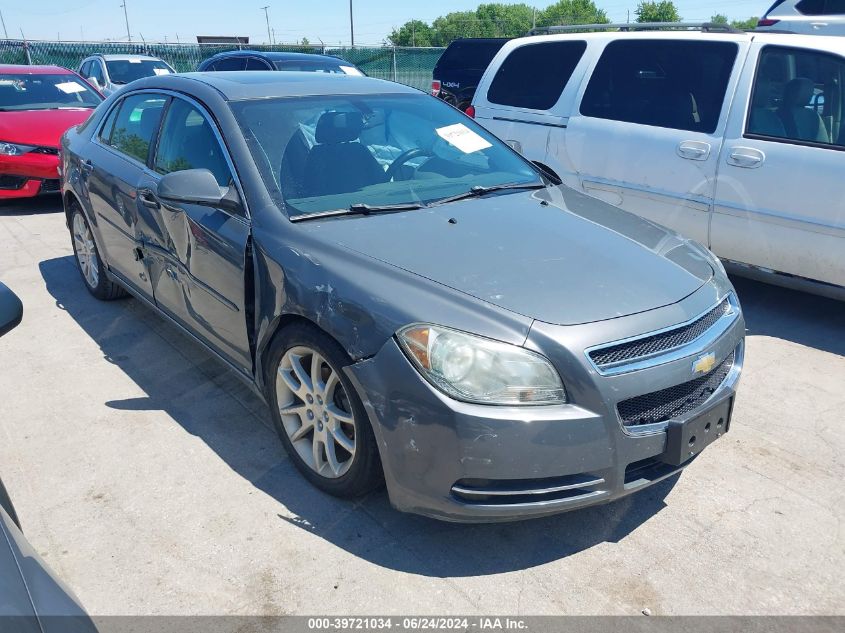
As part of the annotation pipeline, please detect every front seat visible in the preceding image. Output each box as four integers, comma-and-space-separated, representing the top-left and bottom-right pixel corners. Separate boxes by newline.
302, 111, 387, 198
778, 78, 830, 143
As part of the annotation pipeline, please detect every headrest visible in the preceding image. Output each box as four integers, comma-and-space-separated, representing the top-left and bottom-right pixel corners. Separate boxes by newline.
782, 78, 815, 108
315, 111, 364, 144
140, 106, 163, 139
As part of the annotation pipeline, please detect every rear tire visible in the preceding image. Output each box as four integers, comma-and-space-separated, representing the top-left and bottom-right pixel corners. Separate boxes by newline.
265, 323, 383, 498
69, 207, 127, 300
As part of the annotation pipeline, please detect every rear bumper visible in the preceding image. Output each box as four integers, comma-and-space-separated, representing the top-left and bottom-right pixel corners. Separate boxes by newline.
346, 284, 745, 522
0, 153, 60, 199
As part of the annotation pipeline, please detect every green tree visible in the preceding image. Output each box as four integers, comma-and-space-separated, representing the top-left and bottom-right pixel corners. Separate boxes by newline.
635, 1, 681, 23
537, 0, 609, 27
731, 17, 759, 30
710, 13, 728, 24
388, 19, 436, 47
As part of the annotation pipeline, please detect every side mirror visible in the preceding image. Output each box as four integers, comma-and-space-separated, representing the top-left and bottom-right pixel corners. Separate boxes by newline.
157, 169, 227, 207
0, 282, 23, 338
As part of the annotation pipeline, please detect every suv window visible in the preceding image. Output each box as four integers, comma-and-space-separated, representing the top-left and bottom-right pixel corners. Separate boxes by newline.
796, 0, 826, 12
154, 98, 233, 187
89, 60, 105, 85
437, 39, 508, 72
747, 45, 845, 148
245, 57, 271, 70
823, 0, 845, 12
580, 40, 738, 134
107, 93, 167, 163
210, 56, 245, 71
487, 41, 587, 110
80, 61, 91, 77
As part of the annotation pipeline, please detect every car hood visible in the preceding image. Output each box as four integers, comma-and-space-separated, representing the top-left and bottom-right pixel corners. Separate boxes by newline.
0, 109, 93, 147
306, 186, 713, 325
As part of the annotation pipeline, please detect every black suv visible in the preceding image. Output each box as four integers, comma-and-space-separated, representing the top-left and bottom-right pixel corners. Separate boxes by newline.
432, 38, 508, 112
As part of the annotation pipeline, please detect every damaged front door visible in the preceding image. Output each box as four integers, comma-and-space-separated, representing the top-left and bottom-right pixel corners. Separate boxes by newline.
136, 96, 253, 374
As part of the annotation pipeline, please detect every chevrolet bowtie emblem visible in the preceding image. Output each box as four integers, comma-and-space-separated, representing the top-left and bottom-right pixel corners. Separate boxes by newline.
692, 352, 717, 375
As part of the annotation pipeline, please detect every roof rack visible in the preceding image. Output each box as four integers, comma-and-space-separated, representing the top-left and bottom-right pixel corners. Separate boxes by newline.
527, 22, 744, 36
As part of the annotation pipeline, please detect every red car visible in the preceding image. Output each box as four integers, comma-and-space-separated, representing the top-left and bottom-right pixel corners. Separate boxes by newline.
0, 65, 102, 199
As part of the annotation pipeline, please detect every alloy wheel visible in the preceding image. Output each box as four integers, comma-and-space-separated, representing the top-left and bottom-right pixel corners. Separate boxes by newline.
72, 213, 99, 289
275, 346, 357, 478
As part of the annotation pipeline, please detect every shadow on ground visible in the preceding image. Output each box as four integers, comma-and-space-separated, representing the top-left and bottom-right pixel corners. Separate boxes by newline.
0, 195, 63, 216
40, 255, 843, 577
730, 275, 844, 357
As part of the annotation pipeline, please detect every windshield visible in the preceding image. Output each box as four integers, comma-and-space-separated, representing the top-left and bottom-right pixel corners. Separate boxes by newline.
0, 74, 102, 111
274, 60, 363, 75
231, 93, 540, 218
106, 59, 173, 84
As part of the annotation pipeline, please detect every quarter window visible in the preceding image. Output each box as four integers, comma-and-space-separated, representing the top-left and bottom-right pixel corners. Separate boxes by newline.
107, 93, 167, 163
154, 98, 233, 187
746, 45, 845, 148
487, 41, 586, 110
580, 40, 738, 134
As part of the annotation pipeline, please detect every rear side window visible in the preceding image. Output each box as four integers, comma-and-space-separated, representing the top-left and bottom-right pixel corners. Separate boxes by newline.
107, 93, 167, 163
487, 41, 587, 110
98, 103, 120, 142
245, 57, 272, 70
823, 0, 845, 12
437, 40, 508, 72
580, 40, 738, 134
210, 57, 245, 71
796, 0, 826, 13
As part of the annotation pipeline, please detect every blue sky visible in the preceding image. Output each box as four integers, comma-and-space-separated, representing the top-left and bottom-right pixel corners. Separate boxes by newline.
4, 0, 769, 44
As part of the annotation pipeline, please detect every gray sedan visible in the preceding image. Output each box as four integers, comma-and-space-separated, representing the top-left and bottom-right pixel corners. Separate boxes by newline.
60, 72, 745, 521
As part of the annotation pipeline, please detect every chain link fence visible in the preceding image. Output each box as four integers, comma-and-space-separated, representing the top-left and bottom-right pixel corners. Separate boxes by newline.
0, 40, 445, 91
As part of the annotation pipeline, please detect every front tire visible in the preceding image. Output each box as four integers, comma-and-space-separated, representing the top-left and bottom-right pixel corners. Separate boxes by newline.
266, 323, 383, 498
70, 208, 127, 300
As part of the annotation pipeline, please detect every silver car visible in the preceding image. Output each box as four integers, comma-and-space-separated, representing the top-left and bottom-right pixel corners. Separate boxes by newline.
77, 54, 175, 95
758, 0, 845, 35
60, 72, 745, 522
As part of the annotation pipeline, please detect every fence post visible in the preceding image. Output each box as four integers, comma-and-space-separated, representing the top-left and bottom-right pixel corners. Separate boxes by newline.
22, 40, 32, 65
392, 46, 397, 82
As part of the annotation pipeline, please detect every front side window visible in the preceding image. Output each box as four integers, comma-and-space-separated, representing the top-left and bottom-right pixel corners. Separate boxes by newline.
107, 93, 167, 163
245, 57, 272, 70
106, 59, 172, 86
154, 98, 233, 187
580, 40, 738, 134
746, 45, 845, 148
0, 73, 102, 111
487, 41, 587, 110
232, 93, 540, 218
89, 61, 105, 84
210, 57, 245, 71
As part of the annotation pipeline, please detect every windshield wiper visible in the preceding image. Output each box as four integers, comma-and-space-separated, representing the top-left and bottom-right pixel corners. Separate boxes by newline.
430, 182, 546, 206
290, 201, 426, 222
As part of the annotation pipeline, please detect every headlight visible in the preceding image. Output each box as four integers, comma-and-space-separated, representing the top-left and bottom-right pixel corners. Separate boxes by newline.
0, 142, 35, 156
397, 324, 566, 406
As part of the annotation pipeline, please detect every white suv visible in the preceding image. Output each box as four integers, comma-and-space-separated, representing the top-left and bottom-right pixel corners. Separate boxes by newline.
758, 0, 845, 36
472, 28, 845, 298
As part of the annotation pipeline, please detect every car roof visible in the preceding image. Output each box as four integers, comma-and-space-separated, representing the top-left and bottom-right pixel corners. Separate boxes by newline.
0, 64, 73, 75
136, 71, 418, 101
95, 54, 166, 61
208, 50, 347, 63
504, 30, 845, 55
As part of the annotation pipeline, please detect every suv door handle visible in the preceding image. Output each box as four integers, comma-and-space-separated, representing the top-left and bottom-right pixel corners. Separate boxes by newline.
677, 141, 711, 161
80, 159, 94, 173
811, 22, 828, 28
137, 188, 160, 209
727, 147, 765, 169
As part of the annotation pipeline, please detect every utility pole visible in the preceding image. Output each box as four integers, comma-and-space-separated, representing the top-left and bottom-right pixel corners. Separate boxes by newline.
532, 7, 536, 30
120, 1, 131, 42
349, 0, 354, 47
0, 9, 8, 40
261, 6, 271, 44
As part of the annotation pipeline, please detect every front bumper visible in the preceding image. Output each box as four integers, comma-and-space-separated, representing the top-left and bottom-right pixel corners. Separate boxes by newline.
346, 282, 746, 522
0, 153, 60, 199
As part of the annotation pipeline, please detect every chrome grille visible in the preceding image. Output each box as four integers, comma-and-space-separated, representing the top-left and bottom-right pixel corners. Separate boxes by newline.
590, 298, 731, 370
618, 350, 735, 427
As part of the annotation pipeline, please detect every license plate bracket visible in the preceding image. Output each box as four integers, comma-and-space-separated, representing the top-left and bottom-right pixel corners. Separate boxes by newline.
659, 397, 733, 466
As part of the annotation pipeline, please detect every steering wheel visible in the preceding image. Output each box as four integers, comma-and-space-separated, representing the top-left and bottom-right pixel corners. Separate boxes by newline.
385, 148, 433, 181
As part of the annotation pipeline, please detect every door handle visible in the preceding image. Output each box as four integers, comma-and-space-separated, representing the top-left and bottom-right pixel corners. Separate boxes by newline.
137, 188, 160, 209
727, 147, 765, 169
811, 22, 828, 28
80, 159, 94, 176
677, 141, 711, 161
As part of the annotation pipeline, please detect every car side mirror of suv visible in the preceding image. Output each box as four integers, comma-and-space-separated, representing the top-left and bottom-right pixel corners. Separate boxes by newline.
158, 169, 228, 207
0, 282, 23, 338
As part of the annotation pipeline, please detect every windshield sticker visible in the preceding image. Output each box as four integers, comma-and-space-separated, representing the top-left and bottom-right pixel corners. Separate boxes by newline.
0, 79, 25, 91
55, 81, 87, 94
153, 68, 171, 75
435, 123, 492, 154
339, 65, 364, 76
